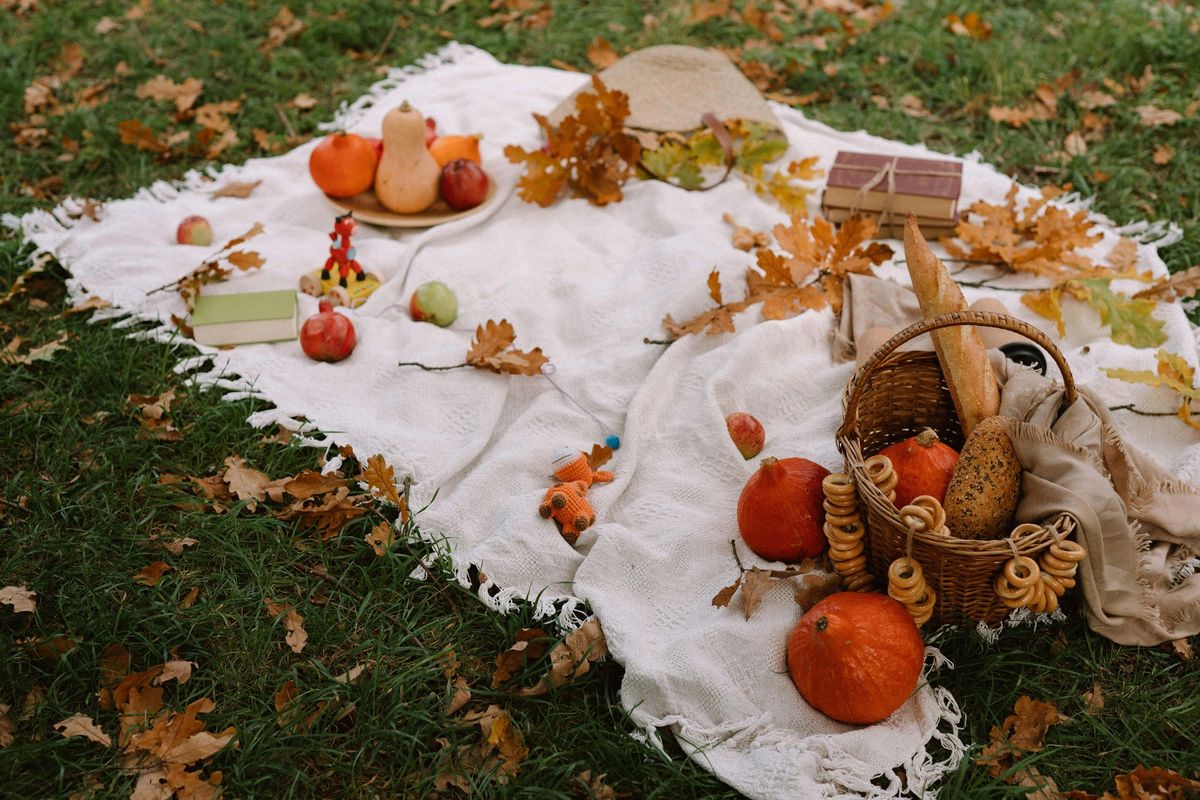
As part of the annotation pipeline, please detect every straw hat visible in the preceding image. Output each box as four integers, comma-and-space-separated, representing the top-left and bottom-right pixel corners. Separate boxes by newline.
547, 45, 781, 133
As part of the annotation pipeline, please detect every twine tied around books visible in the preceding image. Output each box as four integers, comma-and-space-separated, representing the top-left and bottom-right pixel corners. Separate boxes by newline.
843, 157, 962, 231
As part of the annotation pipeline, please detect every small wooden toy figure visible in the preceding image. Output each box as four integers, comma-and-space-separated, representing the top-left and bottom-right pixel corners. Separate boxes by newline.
538, 446, 615, 545
299, 212, 383, 308
325, 212, 365, 288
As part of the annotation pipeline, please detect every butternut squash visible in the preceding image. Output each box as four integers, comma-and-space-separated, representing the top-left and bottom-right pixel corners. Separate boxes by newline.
375, 101, 440, 214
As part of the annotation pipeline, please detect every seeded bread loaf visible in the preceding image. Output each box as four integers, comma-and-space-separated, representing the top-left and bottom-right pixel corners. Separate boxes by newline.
943, 415, 1021, 539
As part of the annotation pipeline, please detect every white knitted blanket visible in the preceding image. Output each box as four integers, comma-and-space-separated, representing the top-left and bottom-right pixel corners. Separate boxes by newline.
11, 44, 1199, 800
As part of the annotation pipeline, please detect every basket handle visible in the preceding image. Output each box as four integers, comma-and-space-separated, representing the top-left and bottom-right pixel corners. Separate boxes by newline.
839, 310, 1077, 440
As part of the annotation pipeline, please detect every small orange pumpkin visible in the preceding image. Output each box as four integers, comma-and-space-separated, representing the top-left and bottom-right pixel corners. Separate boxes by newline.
737, 456, 830, 562
428, 134, 482, 169
876, 428, 959, 508
787, 592, 925, 725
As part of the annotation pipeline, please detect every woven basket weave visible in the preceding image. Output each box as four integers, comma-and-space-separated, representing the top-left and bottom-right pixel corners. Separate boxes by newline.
836, 311, 1079, 625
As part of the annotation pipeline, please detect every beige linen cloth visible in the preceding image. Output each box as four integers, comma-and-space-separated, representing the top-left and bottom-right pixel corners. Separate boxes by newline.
842, 274, 1200, 646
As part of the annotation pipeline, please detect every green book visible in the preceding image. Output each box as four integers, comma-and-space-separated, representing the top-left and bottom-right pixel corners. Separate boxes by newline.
189, 289, 298, 346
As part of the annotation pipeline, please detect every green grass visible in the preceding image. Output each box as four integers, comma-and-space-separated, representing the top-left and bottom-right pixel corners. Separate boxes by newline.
2, 1, 1199, 798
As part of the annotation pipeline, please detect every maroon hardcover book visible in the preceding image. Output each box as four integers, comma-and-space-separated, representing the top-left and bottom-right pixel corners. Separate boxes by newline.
824, 151, 962, 218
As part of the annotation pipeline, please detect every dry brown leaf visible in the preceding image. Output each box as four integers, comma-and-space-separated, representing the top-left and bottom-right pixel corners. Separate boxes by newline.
64, 296, 111, 315
124, 697, 235, 799
153, 660, 195, 686
466, 319, 549, 376
460, 704, 529, 777
1135, 266, 1200, 303
290, 93, 317, 110
361, 454, 403, 506
1077, 89, 1117, 109
277, 485, 370, 538
159, 537, 198, 556
21, 635, 78, 662
117, 119, 168, 154
739, 567, 774, 620
223, 455, 272, 509
685, 0, 731, 24
517, 618, 608, 696
1153, 143, 1174, 165
1081, 681, 1104, 714
128, 390, 175, 422
226, 250, 264, 271
179, 586, 201, 610
133, 561, 173, 587
1113, 765, 1200, 799
586, 36, 619, 69
792, 572, 841, 611
944, 11, 992, 39
723, 212, 769, 251
98, 643, 131, 710
53, 715, 111, 747
136, 75, 203, 113
492, 628, 550, 688
282, 469, 345, 501
1168, 637, 1194, 662
209, 179, 262, 200
898, 93, 931, 118
711, 576, 741, 608
0, 585, 36, 614
264, 599, 308, 654
364, 522, 395, 557
260, 6, 306, 53
572, 770, 618, 800
1064, 131, 1087, 157
1135, 104, 1182, 127
194, 99, 241, 133
0, 704, 14, 748
447, 677, 471, 715
505, 76, 641, 207
975, 695, 1066, 779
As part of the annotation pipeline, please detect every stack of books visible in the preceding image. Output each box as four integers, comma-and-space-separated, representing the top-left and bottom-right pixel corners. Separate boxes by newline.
821, 151, 963, 239
190, 289, 298, 347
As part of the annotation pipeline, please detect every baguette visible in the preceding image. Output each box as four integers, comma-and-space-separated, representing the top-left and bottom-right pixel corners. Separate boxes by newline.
903, 215, 999, 436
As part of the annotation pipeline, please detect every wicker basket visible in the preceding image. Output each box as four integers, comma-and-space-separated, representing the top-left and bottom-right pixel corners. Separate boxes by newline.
836, 310, 1078, 625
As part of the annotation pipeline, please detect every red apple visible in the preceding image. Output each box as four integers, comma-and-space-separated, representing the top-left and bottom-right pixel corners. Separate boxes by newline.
425, 117, 437, 147
440, 159, 488, 210
176, 215, 213, 246
726, 412, 765, 460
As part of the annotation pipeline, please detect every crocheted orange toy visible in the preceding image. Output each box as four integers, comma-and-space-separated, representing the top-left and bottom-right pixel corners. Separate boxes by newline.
539, 447, 615, 544
551, 448, 614, 486
538, 480, 594, 544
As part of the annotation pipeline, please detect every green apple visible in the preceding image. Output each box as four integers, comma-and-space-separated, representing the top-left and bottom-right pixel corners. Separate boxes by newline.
409, 281, 458, 327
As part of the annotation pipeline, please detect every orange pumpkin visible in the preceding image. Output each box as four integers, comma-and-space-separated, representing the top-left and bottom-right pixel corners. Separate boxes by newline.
876, 428, 959, 508
308, 132, 378, 198
428, 134, 482, 169
787, 592, 925, 724
737, 456, 830, 562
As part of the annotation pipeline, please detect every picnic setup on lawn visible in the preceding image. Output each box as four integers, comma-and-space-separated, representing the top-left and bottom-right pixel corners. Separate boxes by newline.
4, 5, 1200, 798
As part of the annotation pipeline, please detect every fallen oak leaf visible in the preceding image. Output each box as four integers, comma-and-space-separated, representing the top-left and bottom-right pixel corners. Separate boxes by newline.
465, 319, 549, 376
447, 677, 471, 715
159, 536, 198, 556
492, 628, 550, 688
263, 599, 308, 654
739, 567, 775, 620
974, 695, 1066, 780
361, 453, 403, 506
209, 179, 262, 200
117, 119, 168, 154
53, 715, 112, 747
226, 250, 264, 271
135, 75, 203, 113
1134, 265, 1200, 303
364, 521, 395, 556
517, 618, 608, 696
63, 296, 111, 316
711, 576, 741, 608
283, 469, 346, 500
586, 35, 619, 69
153, 659, 195, 686
124, 697, 235, 798
98, 643, 131, 710
0, 585, 36, 614
0, 704, 13, 748
133, 561, 173, 587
